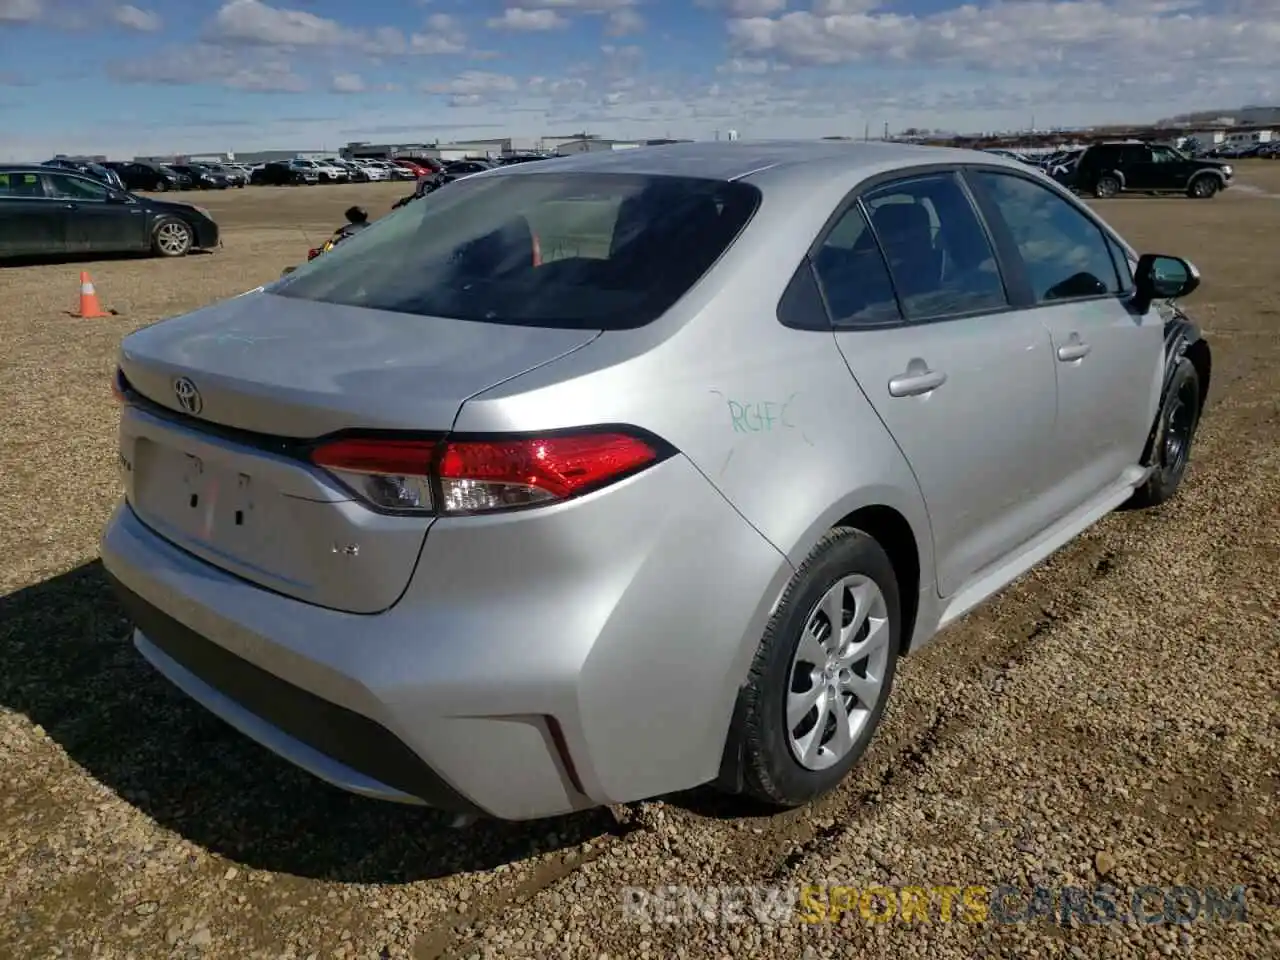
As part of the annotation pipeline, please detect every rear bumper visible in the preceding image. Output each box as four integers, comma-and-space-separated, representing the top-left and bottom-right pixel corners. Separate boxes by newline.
100, 454, 792, 821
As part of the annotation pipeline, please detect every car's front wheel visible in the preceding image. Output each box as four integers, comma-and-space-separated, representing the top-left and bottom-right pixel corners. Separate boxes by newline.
1187, 175, 1220, 199
152, 217, 193, 257
1127, 357, 1202, 509
733, 527, 901, 808
1094, 175, 1121, 199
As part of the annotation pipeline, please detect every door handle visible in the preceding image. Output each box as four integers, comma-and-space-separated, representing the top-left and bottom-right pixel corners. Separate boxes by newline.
888, 365, 947, 398
1057, 337, 1092, 362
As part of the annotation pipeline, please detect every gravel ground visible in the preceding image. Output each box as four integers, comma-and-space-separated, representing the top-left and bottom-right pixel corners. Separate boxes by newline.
1, 172, 1277, 960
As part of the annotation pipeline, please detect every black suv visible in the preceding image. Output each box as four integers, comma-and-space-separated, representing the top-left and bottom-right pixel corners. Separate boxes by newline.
1070, 142, 1232, 199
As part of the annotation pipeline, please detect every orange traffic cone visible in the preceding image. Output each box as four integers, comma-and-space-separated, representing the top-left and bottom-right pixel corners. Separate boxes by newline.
77, 271, 110, 319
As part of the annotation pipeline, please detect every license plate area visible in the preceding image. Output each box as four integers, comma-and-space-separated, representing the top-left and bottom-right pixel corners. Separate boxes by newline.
133, 440, 262, 546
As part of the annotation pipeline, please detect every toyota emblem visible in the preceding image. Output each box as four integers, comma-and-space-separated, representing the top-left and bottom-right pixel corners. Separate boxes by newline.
174, 377, 203, 415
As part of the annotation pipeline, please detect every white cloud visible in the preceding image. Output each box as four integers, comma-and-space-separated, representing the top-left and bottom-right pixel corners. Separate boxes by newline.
112, 4, 161, 32
107, 43, 308, 92
422, 70, 521, 106
696, 0, 787, 17
487, 8, 569, 30
206, 1, 468, 56
331, 72, 366, 93
604, 8, 644, 35
0, 0, 42, 23
210, 0, 347, 46
725, 2, 1280, 73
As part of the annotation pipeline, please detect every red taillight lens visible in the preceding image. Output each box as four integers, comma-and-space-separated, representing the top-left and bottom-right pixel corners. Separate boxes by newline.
438, 433, 659, 513
308, 431, 663, 516
311, 437, 437, 513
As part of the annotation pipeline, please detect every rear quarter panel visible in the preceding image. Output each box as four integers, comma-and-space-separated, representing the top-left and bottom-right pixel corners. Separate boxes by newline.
453, 165, 938, 635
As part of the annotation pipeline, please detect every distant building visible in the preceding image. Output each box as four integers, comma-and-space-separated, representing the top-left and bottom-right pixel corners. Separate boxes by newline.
341, 138, 539, 161
135, 149, 327, 165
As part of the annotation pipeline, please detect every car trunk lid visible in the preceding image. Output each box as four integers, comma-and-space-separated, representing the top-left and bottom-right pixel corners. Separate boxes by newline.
117, 292, 598, 613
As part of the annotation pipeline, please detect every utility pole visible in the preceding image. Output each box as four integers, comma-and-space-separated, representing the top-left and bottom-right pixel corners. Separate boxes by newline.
864, 122, 869, 141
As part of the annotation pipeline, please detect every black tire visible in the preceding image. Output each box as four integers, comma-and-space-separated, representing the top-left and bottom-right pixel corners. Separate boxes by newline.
151, 217, 193, 258
1187, 175, 1219, 199
1094, 175, 1121, 199
733, 527, 901, 808
155, 179, 169, 192
1127, 358, 1202, 509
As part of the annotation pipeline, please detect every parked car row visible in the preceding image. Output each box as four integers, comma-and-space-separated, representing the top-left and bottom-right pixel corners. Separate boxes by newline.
1033, 141, 1233, 199
25, 153, 559, 195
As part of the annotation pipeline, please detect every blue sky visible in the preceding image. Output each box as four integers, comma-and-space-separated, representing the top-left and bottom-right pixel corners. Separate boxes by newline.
1, 0, 1277, 158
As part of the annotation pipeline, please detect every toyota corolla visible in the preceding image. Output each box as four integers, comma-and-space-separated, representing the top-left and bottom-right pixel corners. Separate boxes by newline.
101, 141, 1210, 821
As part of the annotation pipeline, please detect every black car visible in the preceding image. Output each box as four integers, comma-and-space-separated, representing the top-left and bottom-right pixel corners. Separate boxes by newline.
42, 158, 125, 191
105, 161, 191, 192
1069, 142, 1232, 199
167, 163, 231, 190
0, 164, 219, 260
440, 159, 494, 184
250, 161, 318, 186
201, 162, 249, 187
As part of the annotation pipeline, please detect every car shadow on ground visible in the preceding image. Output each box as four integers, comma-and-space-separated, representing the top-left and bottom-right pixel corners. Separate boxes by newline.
0, 249, 216, 269
0, 561, 618, 883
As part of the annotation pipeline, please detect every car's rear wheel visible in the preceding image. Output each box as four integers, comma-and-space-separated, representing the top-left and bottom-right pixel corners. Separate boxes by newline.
152, 217, 193, 258
1188, 175, 1220, 199
1094, 175, 1121, 199
1127, 358, 1202, 509
155, 179, 169, 192
732, 527, 901, 808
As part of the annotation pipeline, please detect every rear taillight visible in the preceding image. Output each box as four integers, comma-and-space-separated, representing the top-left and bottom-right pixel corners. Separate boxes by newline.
311, 437, 436, 513
308, 430, 665, 516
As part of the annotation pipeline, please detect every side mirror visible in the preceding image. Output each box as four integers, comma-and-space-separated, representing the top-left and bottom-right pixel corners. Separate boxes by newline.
1133, 253, 1200, 313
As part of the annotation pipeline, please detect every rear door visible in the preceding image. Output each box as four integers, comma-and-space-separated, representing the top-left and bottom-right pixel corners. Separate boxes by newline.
1116, 144, 1158, 190
42, 172, 148, 253
821, 170, 1062, 598
0, 171, 67, 256
965, 168, 1163, 503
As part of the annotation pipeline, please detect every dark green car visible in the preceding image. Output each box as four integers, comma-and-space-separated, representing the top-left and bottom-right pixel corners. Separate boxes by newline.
0, 164, 220, 260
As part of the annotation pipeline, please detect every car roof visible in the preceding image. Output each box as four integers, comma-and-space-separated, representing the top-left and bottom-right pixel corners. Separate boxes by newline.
2, 162, 96, 175
476, 139, 1030, 187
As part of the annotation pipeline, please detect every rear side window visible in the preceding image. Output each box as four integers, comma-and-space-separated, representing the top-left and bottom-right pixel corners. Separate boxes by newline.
968, 170, 1122, 302
811, 204, 902, 327
861, 174, 1008, 321
275, 173, 761, 330
0, 171, 45, 198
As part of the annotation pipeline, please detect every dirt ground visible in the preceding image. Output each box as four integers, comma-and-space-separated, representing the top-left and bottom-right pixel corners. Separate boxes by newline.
1, 165, 1277, 960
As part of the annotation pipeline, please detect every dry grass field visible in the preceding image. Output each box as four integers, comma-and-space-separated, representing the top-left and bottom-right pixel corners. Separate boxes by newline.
1, 167, 1277, 960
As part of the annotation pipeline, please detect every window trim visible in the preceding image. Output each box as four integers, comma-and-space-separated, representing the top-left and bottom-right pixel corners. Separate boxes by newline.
961, 164, 1137, 311
41, 171, 113, 202
802, 164, 1021, 331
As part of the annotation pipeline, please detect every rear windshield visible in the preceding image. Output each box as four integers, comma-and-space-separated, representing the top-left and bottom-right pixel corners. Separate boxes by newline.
273, 172, 761, 330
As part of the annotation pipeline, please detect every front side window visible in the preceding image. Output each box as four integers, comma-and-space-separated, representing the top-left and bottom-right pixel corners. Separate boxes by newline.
44, 174, 110, 200
275, 172, 761, 330
968, 170, 1121, 303
861, 173, 1008, 321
